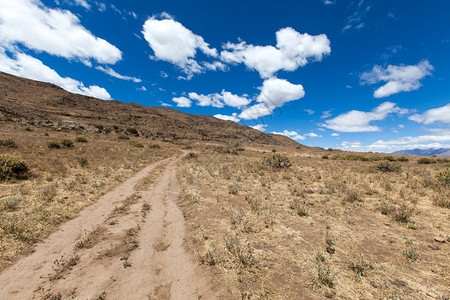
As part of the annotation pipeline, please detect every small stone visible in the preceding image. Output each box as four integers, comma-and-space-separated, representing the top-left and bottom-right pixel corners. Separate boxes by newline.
326, 246, 335, 254
434, 237, 446, 243
429, 245, 440, 250
326, 225, 331, 229
384, 223, 391, 226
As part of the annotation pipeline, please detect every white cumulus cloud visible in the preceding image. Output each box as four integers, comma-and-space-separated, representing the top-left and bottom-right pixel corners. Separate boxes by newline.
250, 124, 268, 132
322, 101, 402, 132
187, 90, 251, 108
409, 103, 450, 124
172, 96, 191, 108
95, 66, 141, 83
0, 50, 111, 99
361, 60, 433, 98
272, 130, 305, 141
220, 27, 330, 78
239, 78, 305, 120
0, 0, 122, 65
214, 113, 240, 122
340, 131, 450, 153
142, 14, 217, 78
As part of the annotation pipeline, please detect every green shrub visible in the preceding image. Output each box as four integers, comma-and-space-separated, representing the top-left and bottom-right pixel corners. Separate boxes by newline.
393, 203, 414, 223
0, 155, 30, 181
375, 161, 401, 172
261, 153, 291, 169
437, 168, 450, 187
384, 155, 396, 162
75, 137, 88, 143
61, 139, 74, 148
47, 141, 61, 149
418, 157, 436, 164
0, 138, 17, 148
321, 155, 329, 159
397, 156, 409, 162
148, 143, 161, 149
118, 135, 130, 140
127, 128, 139, 136
77, 157, 88, 168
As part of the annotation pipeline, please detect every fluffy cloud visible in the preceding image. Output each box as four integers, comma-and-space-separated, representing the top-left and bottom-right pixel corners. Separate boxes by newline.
214, 113, 240, 122
142, 14, 217, 77
331, 133, 339, 137
239, 78, 305, 120
304, 132, 321, 138
172, 96, 191, 108
0, 50, 111, 99
203, 61, 226, 71
322, 102, 402, 132
187, 90, 251, 108
0, 0, 121, 65
340, 131, 450, 153
95, 66, 141, 83
409, 103, 450, 124
251, 124, 268, 132
220, 27, 330, 78
361, 60, 433, 98
188, 92, 223, 108
272, 130, 305, 141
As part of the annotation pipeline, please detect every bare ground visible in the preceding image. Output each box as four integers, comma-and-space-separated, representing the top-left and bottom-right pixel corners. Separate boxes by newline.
0, 155, 220, 299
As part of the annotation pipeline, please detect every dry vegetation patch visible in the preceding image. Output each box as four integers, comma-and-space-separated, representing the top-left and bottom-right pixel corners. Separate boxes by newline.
177, 147, 449, 299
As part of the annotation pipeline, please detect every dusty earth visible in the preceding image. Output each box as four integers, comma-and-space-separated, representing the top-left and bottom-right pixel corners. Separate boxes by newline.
0, 154, 220, 299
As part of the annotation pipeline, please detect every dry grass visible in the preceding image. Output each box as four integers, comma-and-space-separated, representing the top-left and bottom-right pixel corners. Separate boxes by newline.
0, 124, 179, 270
177, 146, 449, 299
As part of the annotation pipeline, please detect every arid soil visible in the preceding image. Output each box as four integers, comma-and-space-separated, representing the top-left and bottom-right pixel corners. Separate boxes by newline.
0, 154, 222, 299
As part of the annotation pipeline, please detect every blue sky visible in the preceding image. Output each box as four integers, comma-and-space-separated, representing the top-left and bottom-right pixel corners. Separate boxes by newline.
0, 0, 449, 152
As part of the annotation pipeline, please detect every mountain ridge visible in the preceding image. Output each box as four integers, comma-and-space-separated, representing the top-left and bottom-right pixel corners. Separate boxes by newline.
0, 72, 298, 147
392, 148, 450, 157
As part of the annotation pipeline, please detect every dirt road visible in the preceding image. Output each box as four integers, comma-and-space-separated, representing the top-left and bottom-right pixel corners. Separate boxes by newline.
0, 155, 218, 299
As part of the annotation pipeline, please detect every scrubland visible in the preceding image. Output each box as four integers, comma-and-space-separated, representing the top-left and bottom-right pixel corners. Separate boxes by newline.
1, 121, 449, 299
177, 145, 449, 299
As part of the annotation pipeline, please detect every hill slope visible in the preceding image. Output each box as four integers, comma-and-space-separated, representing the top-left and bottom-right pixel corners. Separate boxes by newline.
0, 72, 297, 147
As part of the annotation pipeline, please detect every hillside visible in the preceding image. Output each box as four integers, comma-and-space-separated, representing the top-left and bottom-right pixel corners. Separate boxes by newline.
393, 148, 450, 157
0, 72, 297, 147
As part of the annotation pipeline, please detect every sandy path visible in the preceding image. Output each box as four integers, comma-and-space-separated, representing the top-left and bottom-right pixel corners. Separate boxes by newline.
0, 155, 218, 299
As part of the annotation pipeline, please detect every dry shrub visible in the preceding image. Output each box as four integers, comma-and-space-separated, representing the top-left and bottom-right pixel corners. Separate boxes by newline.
437, 168, 450, 187
75, 137, 88, 143
47, 141, 61, 149
261, 153, 291, 169
0, 138, 17, 148
375, 161, 401, 172
418, 157, 436, 164
129, 140, 144, 148
60, 139, 74, 148
0, 155, 30, 181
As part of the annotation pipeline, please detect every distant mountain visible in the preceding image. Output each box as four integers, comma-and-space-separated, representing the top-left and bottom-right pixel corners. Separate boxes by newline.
392, 148, 450, 157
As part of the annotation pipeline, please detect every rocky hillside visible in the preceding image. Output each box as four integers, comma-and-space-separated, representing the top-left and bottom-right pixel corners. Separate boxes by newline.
0, 72, 298, 147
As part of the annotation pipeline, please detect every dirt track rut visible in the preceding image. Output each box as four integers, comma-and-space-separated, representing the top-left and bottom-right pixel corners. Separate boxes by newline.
0, 155, 217, 299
